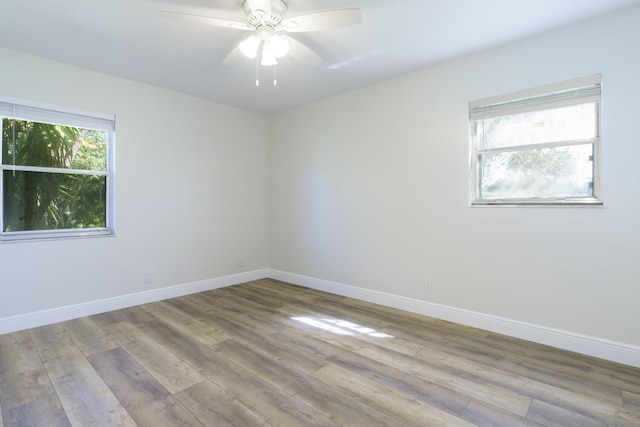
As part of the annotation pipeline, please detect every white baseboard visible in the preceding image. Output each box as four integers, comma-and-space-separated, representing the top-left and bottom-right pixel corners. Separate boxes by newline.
268, 269, 640, 368
0, 269, 269, 335
3, 267, 639, 368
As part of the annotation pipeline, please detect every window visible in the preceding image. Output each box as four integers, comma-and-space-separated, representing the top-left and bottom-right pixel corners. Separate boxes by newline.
469, 75, 602, 206
1, 96, 115, 241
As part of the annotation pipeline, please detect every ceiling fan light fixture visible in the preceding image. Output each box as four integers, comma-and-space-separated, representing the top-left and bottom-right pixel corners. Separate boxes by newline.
239, 35, 260, 58
270, 34, 289, 57
260, 42, 278, 65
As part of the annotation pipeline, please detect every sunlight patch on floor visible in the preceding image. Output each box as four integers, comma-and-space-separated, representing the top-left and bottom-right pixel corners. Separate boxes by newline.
291, 317, 394, 338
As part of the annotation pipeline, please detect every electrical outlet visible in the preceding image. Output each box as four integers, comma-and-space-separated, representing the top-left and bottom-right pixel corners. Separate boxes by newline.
424, 279, 432, 292
143, 271, 152, 284
237, 257, 245, 268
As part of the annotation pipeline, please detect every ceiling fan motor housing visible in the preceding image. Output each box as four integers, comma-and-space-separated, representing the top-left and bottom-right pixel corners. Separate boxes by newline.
244, 0, 287, 29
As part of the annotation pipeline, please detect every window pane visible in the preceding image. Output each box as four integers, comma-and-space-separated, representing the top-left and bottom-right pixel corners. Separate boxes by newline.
3, 170, 106, 232
479, 144, 594, 200
478, 103, 597, 150
2, 119, 107, 171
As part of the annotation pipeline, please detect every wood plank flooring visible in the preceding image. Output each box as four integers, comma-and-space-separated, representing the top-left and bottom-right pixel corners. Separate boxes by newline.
1, 278, 639, 426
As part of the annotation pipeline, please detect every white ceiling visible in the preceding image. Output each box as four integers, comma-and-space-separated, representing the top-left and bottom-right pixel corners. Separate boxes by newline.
1, 0, 639, 114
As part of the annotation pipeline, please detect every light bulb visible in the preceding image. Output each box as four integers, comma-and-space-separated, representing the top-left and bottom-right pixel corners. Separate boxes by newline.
239, 35, 260, 59
270, 35, 289, 58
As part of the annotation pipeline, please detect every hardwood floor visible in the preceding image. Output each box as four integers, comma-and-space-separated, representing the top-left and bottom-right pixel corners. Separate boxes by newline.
1, 279, 639, 426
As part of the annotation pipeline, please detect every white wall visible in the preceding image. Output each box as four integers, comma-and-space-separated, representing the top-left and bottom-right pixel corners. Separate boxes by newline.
0, 47, 269, 320
269, 5, 640, 348
1, 5, 638, 364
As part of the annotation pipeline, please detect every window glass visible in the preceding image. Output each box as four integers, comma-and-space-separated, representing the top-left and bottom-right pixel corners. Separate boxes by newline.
480, 144, 594, 199
479, 103, 597, 150
3, 170, 107, 232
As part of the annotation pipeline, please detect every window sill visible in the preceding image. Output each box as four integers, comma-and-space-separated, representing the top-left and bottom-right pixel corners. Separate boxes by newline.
0, 229, 115, 243
471, 199, 604, 207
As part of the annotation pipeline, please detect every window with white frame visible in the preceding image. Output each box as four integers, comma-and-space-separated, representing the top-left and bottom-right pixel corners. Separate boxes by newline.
469, 75, 602, 206
1, 96, 115, 241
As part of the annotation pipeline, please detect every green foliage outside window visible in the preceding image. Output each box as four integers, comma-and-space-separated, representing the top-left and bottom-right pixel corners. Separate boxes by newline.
2, 119, 108, 232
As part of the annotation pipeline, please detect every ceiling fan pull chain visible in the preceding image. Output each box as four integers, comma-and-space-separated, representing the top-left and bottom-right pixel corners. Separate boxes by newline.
255, 55, 260, 86
273, 63, 277, 86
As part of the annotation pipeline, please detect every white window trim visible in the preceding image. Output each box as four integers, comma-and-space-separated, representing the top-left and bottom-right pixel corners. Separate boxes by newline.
469, 75, 603, 207
0, 95, 116, 242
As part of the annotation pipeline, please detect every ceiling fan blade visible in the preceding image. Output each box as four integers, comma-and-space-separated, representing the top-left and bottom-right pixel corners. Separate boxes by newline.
245, 0, 271, 16
281, 9, 362, 33
280, 35, 322, 66
222, 45, 246, 65
159, 11, 251, 30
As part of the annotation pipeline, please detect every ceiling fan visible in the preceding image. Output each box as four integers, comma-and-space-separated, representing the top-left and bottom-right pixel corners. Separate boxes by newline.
160, 0, 362, 70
